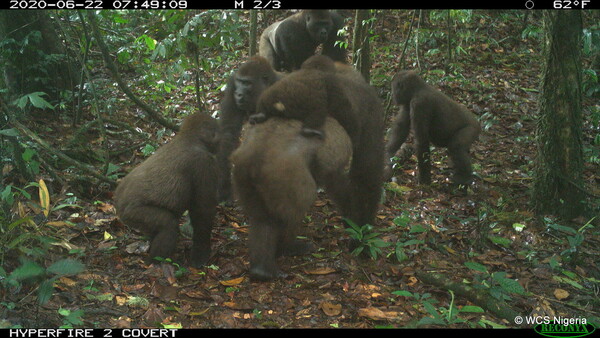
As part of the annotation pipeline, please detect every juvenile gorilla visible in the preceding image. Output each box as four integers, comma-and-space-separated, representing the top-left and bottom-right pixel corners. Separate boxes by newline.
251, 55, 348, 138
385, 70, 481, 186
114, 113, 219, 267
252, 55, 384, 233
231, 117, 353, 281
217, 56, 283, 204
259, 10, 346, 72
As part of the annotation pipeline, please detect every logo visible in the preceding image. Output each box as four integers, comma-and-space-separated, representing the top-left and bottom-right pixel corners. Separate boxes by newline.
534, 323, 596, 338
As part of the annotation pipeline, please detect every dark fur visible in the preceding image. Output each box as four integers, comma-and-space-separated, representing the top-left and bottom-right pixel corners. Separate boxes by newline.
114, 113, 219, 267
253, 56, 384, 231
217, 56, 283, 204
385, 70, 481, 186
231, 117, 352, 281
259, 10, 346, 72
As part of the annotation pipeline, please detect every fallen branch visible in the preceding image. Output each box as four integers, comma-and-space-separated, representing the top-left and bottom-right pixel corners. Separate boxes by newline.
3, 103, 116, 187
416, 270, 520, 323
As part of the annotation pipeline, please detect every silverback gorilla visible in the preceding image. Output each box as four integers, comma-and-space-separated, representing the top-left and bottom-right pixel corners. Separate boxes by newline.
259, 10, 346, 72
385, 70, 481, 186
114, 113, 219, 267
217, 56, 283, 204
231, 117, 353, 281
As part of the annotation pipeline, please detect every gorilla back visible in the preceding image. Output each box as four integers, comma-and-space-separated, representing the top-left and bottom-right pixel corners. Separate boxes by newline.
231, 117, 352, 281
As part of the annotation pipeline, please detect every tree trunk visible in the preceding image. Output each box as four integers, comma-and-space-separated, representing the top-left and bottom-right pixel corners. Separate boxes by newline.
352, 10, 372, 82
0, 10, 77, 101
532, 11, 585, 219
249, 11, 258, 56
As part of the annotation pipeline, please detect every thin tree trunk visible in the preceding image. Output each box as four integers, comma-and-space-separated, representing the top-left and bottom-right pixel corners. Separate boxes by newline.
249, 11, 258, 56
352, 10, 372, 82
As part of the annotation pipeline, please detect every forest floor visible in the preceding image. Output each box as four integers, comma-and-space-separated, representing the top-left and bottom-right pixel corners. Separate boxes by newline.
2, 11, 599, 330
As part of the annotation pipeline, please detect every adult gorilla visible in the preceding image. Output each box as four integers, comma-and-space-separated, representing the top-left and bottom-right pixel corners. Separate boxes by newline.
259, 10, 346, 72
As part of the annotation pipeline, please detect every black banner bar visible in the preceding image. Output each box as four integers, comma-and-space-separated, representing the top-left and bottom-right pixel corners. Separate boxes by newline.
2, 0, 599, 10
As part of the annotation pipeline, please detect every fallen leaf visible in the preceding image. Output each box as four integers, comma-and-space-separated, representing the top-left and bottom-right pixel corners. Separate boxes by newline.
58, 276, 77, 287
115, 295, 128, 306
47, 221, 69, 227
38, 179, 50, 217
142, 305, 166, 324
358, 307, 399, 321
103, 231, 114, 240
224, 301, 254, 310
553, 288, 569, 300
96, 202, 114, 213
50, 240, 80, 251
220, 276, 245, 286
97, 241, 116, 250
182, 289, 211, 300
407, 276, 418, 287
188, 308, 210, 316
314, 200, 327, 207
320, 302, 342, 316
109, 316, 131, 328
305, 267, 336, 275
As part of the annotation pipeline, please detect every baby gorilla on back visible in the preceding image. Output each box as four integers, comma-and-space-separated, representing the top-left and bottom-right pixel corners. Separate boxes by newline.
251, 55, 359, 140
250, 55, 385, 230
114, 113, 219, 267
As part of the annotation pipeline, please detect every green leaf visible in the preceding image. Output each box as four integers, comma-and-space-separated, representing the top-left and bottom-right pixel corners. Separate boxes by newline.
492, 273, 525, 295
0, 128, 19, 137
464, 261, 488, 273
47, 259, 85, 276
392, 215, 411, 227
105, 163, 120, 176
9, 260, 45, 281
422, 302, 442, 319
27, 92, 55, 109
141, 144, 156, 157
417, 316, 445, 326
392, 290, 414, 298
22, 148, 35, 162
545, 220, 578, 235
38, 277, 58, 305
409, 224, 428, 233
395, 246, 408, 262
460, 305, 485, 313
488, 235, 512, 248
350, 246, 364, 256
567, 233, 584, 248
552, 276, 583, 289
512, 223, 525, 232
400, 239, 425, 247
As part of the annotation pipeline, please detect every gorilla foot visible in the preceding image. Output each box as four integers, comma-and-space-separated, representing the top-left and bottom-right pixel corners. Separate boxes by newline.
249, 113, 267, 125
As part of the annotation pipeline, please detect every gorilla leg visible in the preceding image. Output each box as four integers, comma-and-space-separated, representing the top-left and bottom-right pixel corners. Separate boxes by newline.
384, 107, 411, 180
249, 215, 288, 281
413, 126, 432, 185
189, 201, 216, 267
122, 206, 180, 263
447, 126, 478, 186
385, 106, 411, 159
322, 173, 354, 219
